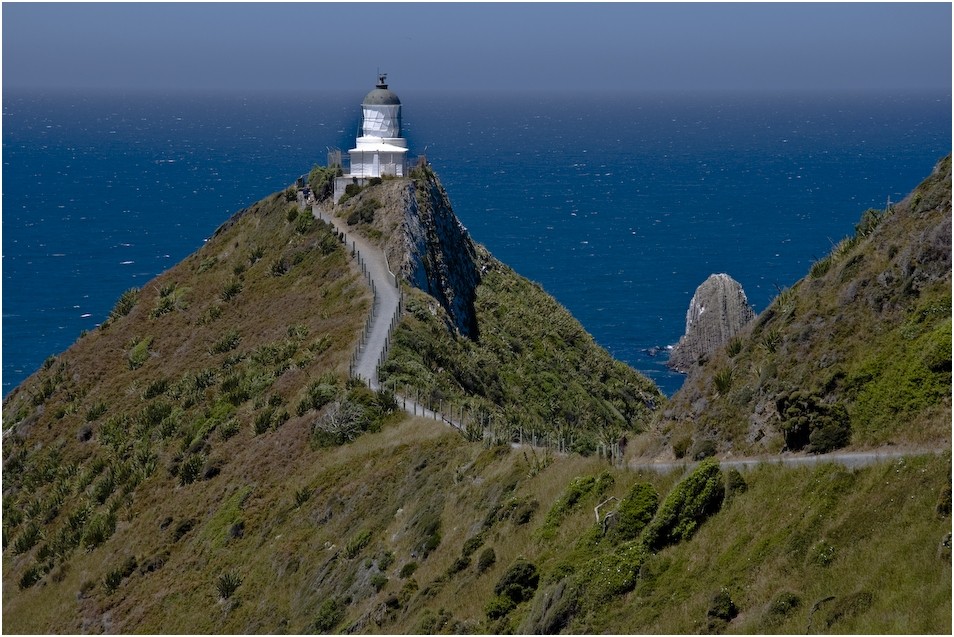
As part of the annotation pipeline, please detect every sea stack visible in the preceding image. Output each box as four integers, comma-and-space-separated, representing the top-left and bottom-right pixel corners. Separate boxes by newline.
668, 273, 755, 372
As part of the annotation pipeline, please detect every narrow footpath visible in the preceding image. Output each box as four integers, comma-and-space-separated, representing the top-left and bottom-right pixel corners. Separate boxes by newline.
312, 203, 399, 388
311, 203, 463, 430
628, 446, 948, 474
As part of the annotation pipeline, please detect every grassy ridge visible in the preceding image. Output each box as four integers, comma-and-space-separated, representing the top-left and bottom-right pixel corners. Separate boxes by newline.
381, 253, 663, 453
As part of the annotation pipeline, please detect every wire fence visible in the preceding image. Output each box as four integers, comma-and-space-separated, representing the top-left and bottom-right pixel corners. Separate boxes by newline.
310, 201, 627, 464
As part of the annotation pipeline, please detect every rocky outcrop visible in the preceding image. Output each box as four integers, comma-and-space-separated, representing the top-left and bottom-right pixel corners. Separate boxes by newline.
668, 273, 755, 372
398, 168, 482, 337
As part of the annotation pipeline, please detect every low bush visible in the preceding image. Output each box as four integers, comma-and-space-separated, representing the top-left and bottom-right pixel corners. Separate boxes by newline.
672, 434, 692, 459
399, 562, 418, 579
643, 459, 725, 550
776, 391, 850, 453
81, 512, 116, 551
345, 529, 372, 558
220, 278, 243, 302
541, 472, 615, 536
476, 547, 496, 573
689, 438, 717, 461
371, 573, 388, 591
493, 559, 539, 605
611, 482, 659, 542
724, 468, 748, 499
575, 540, 647, 605
485, 594, 516, 619
210, 330, 241, 354
12, 522, 41, 555
706, 588, 738, 632
313, 597, 344, 632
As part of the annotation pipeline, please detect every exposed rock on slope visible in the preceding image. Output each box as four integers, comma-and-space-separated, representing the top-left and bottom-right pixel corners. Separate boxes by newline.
667, 273, 755, 373
399, 167, 482, 337
658, 155, 952, 458
327, 167, 482, 338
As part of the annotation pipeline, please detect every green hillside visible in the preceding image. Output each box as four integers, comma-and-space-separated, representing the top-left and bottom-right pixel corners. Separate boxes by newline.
658, 155, 952, 459
2, 160, 950, 634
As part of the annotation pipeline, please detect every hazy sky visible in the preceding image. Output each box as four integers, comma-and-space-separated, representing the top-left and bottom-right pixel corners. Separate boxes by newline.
3, 2, 951, 94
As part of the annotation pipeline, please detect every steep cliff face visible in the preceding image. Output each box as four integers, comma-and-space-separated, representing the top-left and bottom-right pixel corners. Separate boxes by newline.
331, 169, 483, 338
398, 168, 482, 337
667, 273, 755, 372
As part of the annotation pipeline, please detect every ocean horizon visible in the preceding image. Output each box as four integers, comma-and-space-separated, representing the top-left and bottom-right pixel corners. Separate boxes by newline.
3, 89, 951, 397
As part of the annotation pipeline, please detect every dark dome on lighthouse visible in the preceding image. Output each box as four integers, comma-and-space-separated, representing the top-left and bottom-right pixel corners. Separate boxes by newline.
363, 74, 401, 106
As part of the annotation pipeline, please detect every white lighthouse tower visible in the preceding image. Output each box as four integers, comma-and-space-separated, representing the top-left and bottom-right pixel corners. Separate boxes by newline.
334, 74, 408, 201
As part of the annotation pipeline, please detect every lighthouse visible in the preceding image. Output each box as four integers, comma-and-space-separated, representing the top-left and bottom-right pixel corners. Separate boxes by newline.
334, 74, 409, 201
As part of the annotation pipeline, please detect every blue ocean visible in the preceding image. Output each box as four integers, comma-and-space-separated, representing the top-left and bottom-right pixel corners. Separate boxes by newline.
3, 90, 951, 397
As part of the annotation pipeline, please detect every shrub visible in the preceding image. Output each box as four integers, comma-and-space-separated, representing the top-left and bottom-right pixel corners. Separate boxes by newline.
216, 571, 242, 599
689, 438, 717, 461
493, 560, 539, 605
706, 588, 738, 632
142, 377, 169, 399
643, 459, 725, 550
476, 547, 496, 573
313, 597, 344, 632
18, 565, 43, 589
310, 399, 370, 447
307, 164, 341, 202
297, 381, 338, 415
179, 454, 205, 485
485, 594, 517, 619
210, 329, 241, 354
270, 258, 289, 277
446, 555, 471, 576
575, 540, 647, 605
151, 283, 189, 318
294, 487, 311, 508
371, 573, 388, 592
725, 468, 748, 499
611, 482, 659, 541
294, 208, 316, 234
128, 336, 153, 369
810, 256, 832, 279
713, 367, 734, 395
81, 512, 116, 551
85, 401, 108, 422
776, 391, 850, 453
345, 529, 372, 558
854, 207, 885, 238
541, 472, 615, 536
764, 591, 801, 626
399, 562, 418, 579
726, 337, 743, 357
346, 198, 380, 226
219, 418, 240, 441
12, 521, 41, 555
672, 434, 692, 459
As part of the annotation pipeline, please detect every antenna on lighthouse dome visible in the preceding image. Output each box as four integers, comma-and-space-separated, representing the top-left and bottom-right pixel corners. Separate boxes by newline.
377, 72, 388, 88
